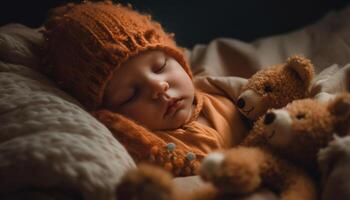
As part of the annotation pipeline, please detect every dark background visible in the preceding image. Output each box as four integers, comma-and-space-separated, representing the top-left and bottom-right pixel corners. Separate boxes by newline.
1, 0, 349, 48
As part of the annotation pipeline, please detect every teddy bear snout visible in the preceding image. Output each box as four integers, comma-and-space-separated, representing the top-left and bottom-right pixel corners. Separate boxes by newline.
264, 112, 276, 125
265, 110, 294, 148
237, 89, 266, 120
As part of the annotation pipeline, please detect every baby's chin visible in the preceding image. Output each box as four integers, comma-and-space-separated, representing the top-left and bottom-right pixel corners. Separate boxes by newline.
173, 105, 193, 128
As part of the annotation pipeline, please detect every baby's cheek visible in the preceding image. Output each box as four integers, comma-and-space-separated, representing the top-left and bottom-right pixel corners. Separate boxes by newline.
118, 106, 146, 122
179, 104, 193, 123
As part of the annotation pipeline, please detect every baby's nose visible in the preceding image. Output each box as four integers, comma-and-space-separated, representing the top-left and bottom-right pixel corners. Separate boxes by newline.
150, 80, 169, 99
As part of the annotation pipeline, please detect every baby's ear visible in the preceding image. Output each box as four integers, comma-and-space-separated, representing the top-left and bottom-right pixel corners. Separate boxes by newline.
328, 94, 350, 119
285, 55, 315, 87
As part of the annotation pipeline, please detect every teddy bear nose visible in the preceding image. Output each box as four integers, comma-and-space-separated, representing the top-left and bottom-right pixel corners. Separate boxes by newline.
237, 98, 245, 108
264, 112, 276, 125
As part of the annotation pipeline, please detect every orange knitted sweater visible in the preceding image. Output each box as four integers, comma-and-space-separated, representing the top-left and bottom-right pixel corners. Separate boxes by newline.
91, 90, 247, 177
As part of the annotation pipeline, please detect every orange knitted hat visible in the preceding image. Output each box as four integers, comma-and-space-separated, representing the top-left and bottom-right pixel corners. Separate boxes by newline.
42, 1, 192, 111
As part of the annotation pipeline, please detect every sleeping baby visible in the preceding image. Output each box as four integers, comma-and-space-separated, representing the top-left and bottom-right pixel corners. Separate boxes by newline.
40, 1, 281, 199
42, 0, 250, 177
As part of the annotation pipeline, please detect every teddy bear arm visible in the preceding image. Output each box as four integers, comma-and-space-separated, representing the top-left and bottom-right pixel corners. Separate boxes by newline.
116, 163, 177, 200
205, 147, 273, 194
222, 147, 317, 200
259, 155, 317, 200
278, 171, 318, 200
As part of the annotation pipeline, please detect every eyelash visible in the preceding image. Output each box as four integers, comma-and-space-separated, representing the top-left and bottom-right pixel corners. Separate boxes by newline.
155, 58, 167, 73
121, 58, 167, 106
122, 88, 139, 105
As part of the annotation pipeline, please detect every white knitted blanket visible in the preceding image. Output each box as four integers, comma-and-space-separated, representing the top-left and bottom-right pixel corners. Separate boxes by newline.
0, 24, 135, 200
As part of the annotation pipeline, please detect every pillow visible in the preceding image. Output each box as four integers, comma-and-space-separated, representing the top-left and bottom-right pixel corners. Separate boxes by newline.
189, 6, 350, 77
0, 24, 136, 199
318, 135, 350, 200
0, 24, 43, 69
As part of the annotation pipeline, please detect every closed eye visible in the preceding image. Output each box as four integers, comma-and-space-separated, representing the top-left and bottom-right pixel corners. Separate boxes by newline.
154, 58, 167, 73
121, 87, 139, 106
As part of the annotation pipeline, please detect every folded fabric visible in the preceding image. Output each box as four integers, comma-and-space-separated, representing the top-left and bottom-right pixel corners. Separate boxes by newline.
189, 6, 350, 77
0, 24, 136, 200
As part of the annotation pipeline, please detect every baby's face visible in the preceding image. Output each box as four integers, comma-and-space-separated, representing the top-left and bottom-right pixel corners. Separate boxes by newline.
104, 50, 195, 131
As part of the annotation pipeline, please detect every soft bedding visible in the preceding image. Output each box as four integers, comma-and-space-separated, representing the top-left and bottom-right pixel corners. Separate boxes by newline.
189, 6, 350, 77
0, 5, 349, 200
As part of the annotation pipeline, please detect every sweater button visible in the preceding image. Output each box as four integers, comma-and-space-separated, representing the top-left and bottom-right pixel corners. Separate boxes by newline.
186, 152, 196, 161
166, 143, 176, 152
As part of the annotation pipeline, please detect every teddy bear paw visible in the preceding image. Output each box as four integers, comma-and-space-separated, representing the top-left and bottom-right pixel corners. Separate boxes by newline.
200, 152, 225, 181
201, 149, 262, 194
116, 163, 174, 200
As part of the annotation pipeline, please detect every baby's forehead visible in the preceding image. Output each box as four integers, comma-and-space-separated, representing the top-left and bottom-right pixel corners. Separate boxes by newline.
112, 50, 166, 75
106, 50, 161, 84
126, 50, 166, 65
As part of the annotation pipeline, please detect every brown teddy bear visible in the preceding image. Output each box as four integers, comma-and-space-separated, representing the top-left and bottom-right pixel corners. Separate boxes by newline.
200, 93, 350, 200
116, 93, 350, 200
236, 55, 314, 120
252, 93, 350, 170
116, 163, 277, 200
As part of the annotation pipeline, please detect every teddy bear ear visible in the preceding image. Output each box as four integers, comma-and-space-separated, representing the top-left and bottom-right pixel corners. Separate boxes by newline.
328, 93, 350, 119
285, 55, 315, 87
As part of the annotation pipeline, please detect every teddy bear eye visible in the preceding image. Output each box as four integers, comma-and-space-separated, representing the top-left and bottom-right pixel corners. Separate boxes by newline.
296, 113, 305, 120
263, 85, 273, 93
